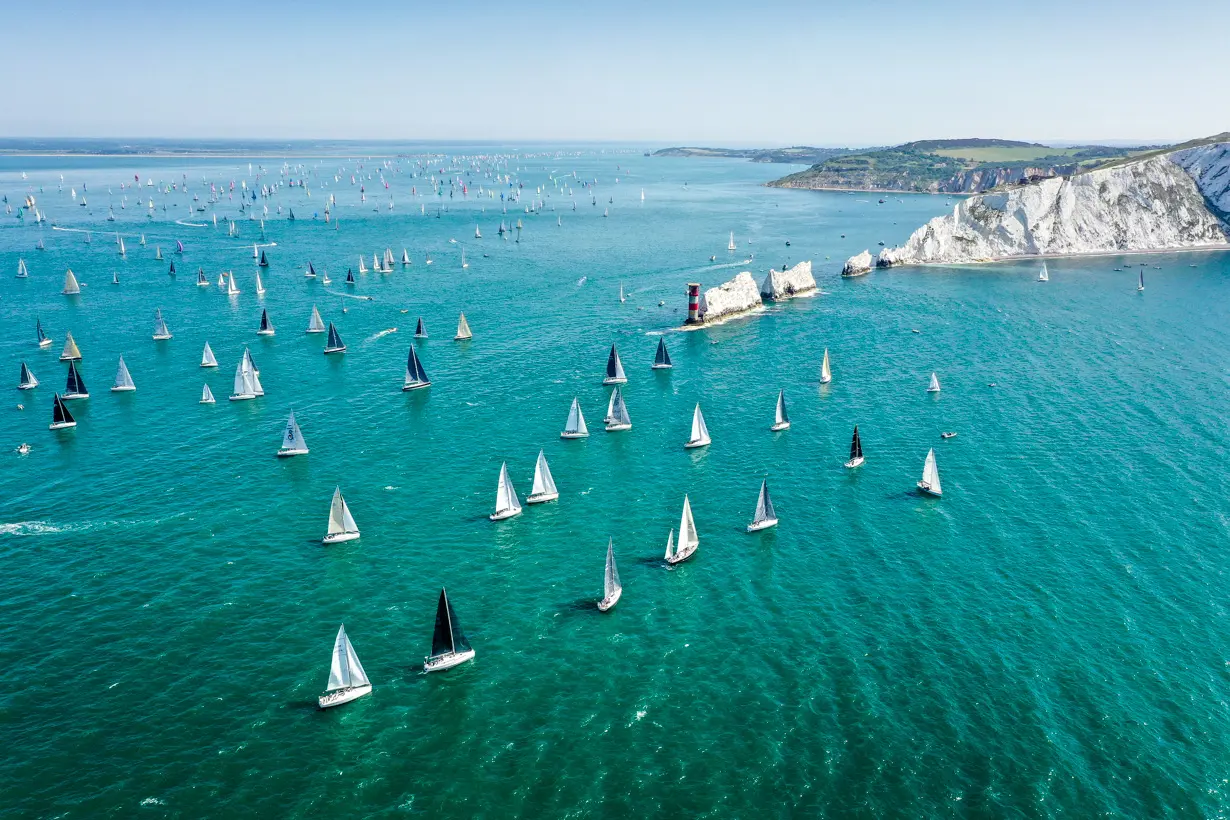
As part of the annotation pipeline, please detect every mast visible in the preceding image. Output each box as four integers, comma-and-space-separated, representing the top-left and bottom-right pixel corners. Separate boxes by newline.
820, 348, 832, 383
653, 337, 672, 368
604, 538, 621, 600
65, 360, 88, 397
776, 390, 788, 425
851, 426, 862, 459
201, 342, 217, 367
604, 344, 627, 383
531, 450, 558, 497
112, 356, 135, 391
455, 313, 472, 340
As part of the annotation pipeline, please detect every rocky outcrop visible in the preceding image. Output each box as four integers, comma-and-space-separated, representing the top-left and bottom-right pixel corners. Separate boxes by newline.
841, 251, 873, 277
694, 272, 763, 324
878, 148, 1230, 266
760, 261, 816, 299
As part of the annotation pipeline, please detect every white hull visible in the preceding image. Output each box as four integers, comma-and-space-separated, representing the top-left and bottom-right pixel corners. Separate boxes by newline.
110, 386, 136, 393
602, 377, 627, 386
926, 387, 940, 393
489, 507, 522, 521
424, 648, 475, 672
200, 397, 216, 405
684, 437, 710, 449
917, 482, 942, 497
454, 335, 471, 341
666, 545, 697, 565
49, 421, 77, 430
322, 531, 360, 544
306, 328, 326, 334
39, 340, 52, 348
59, 355, 80, 362
318, 683, 371, 709
257, 330, 275, 337
62, 392, 89, 401
229, 393, 256, 401
651, 363, 672, 370
819, 376, 832, 385
277, 448, 309, 457
201, 362, 217, 369
746, 518, 778, 532
560, 431, 589, 439
18, 382, 38, 390
153, 333, 172, 341
324, 347, 345, 355
526, 491, 559, 505
605, 422, 631, 432
844, 456, 865, 469
402, 381, 431, 391
770, 422, 790, 432
597, 589, 622, 612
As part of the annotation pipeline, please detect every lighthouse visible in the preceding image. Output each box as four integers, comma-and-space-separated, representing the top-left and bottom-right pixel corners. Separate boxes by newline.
686, 283, 702, 324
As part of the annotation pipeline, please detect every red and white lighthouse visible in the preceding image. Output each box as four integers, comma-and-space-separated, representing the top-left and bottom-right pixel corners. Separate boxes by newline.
686, 283, 702, 324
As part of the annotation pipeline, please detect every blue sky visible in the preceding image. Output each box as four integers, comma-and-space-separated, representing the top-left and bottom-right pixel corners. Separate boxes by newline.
4, 0, 1227, 146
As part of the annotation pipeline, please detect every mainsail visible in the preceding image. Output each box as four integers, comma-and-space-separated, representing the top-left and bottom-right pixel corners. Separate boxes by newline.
307, 305, 326, 333
562, 398, 589, 437
326, 487, 359, 537
455, 312, 472, 340
687, 403, 711, 446
653, 337, 672, 368
928, 372, 941, 392
414, 317, 426, 338
281, 411, 308, 453
19, 362, 37, 388
62, 268, 80, 295
604, 344, 627, 383
429, 589, 471, 660
921, 448, 942, 495
258, 309, 274, 335
820, 348, 832, 384
325, 322, 345, 353
603, 538, 621, 600
403, 346, 430, 389
326, 625, 370, 692
850, 426, 863, 460
775, 390, 789, 426
112, 356, 135, 391
530, 450, 558, 497
751, 480, 776, 527
494, 462, 522, 516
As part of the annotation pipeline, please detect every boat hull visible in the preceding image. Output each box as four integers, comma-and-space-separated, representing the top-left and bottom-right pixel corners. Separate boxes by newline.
666, 545, 697, 565
819, 376, 832, 385
402, 381, 431, 391
59, 355, 81, 362
651, 364, 672, 370
39, 340, 52, 348
526, 492, 559, 505
200, 398, 215, 405
489, 508, 522, 521
844, 456, 865, 469
424, 648, 475, 673
229, 393, 256, 401
597, 589, 622, 612
49, 421, 77, 430
62, 392, 89, 401
277, 448, 309, 457
917, 482, 942, 497
322, 531, 360, 544
318, 683, 372, 709
602, 377, 627, 386
18, 382, 38, 390
770, 422, 790, 432
454, 335, 471, 341
323, 347, 346, 354
605, 423, 631, 432
747, 518, 778, 532
560, 431, 589, 439
152, 334, 172, 341
110, 386, 136, 393
684, 438, 710, 449
257, 330, 275, 337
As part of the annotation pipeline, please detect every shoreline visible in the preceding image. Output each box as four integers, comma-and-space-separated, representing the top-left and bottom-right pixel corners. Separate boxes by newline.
767, 183, 972, 196
882, 243, 1230, 268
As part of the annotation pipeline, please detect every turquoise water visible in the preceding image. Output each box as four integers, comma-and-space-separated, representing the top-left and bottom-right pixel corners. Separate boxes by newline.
3, 147, 1230, 817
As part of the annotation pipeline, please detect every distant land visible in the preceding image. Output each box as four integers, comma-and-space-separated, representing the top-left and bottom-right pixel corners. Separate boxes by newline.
767, 138, 1166, 194
651, 146, 855, 164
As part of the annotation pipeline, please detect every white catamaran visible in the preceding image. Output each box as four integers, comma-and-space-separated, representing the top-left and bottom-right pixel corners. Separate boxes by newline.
490, 462, 523, 520
560, 397, 589, 439
597, 538, 622, 612
322, 486, 360, 543
917, 448, 942, 497
423, 588, 475, 673
277, 410, 309, 456
684, 403, 711, 449
665, 495, 699, 565
771, 389, 790, 431
603, 344, 627, 385
604, 387, 632, 431
746, 479, 778, 532
317, 625, 372, 709
525, 450, 559, 504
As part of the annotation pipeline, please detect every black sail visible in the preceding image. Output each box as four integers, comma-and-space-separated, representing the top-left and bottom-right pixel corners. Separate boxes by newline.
431, 588, 456, 657
260, 309, 271, 331
53, 394, 74, 424
606, 344, 619, 378
326, 323, 343, 350
66, 361, 86, 395
415, 317, 425, 337
851, 426, 862, 459
655, 338, 672, 366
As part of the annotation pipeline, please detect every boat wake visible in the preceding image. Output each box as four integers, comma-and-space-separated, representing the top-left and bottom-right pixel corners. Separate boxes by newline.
175, 219, 208, 227
365, 328, 397, 343
322, 289, 374, 301
576, 276, 587, 287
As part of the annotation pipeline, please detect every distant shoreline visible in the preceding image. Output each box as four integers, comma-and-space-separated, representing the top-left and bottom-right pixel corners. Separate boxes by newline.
769, 183, 971, 196
884, 243, 1230, 268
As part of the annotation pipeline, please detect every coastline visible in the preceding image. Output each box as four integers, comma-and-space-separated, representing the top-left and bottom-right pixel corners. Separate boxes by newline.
767, 183, 971, 196
882, 243, 1230, 268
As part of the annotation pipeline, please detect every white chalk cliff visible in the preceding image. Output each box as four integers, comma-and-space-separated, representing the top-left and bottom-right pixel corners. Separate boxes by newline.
877, 140, 1230, 267
695, 272, 763, 324
842, 251, 873, 277
761, 261, 816, 299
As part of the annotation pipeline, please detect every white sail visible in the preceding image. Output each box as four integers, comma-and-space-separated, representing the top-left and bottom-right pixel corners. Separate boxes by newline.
455, 312, 472, 340
232, 360, 254, 398
562, 397, 589, 437
200, 384, 215, 404
17, 259, 28, 278
307, 305, 326, 333
820, 348, 832, 384
603, 538, 621, 600
664, 528, 676, 560
201, 342, 218, 368
921, 448, 942, 495
494, 462, 522, 516
687, 403, 711, 447
775, 390, 789, 426
530, 450, 558, 497
227, 272, 240, 295
60, 333, 81, 361
928, 372, 941, 392
679, 495, 698, 550
751, 480, 776, 527
280, 411, 308, 453
254, 270, 266, 295
153, 309, 171, 339
62, 268, 80, 295
1039, 262, 1049, 282
243, 350, 264, 395
728, 231, 736, 251
605, 387, 631, 428
112, 356, 135, 391
326, 625, 370, 691
327, 487, 359, 536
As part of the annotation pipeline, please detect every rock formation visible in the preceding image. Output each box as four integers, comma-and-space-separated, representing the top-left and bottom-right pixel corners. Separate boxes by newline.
692, 272, 763, 324
877, 143, 1230, 267
760, 261, 816, 299
841, 251, 873, 277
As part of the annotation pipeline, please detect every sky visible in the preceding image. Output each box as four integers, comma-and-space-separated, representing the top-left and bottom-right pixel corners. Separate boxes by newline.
3, 0, 1227, 147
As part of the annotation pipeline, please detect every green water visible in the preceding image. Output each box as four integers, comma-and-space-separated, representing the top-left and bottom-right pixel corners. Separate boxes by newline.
3, 147, 1230, 817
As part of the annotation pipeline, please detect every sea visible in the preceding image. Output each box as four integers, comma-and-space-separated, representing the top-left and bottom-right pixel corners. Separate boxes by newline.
2, 142, 1229, 818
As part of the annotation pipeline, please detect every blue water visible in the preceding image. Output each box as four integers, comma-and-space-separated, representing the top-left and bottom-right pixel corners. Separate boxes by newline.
3, 146, 1230, 817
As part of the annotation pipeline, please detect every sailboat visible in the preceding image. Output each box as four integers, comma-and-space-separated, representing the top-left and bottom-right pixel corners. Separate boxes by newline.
322, 486, 360, 543
217, 272, 227, 288
229, 356, 257, 401
317, 625, 372, 709
152, 309, 172, 340
525, 450, 559, 504
597, 538, 622, 612
62, 268, 80, 295
425, 253, 433, 266
728, 232, 737, 251
254, 270, 266, 295
1138, 267, 1145, 292
401, 248, 411, 265
603, 344, 627, 385
402, 346, 431, 391
414, 317, 427, 338
345, 268, 356, 285
200, 384, 216, 404
243, 349, 264, 395
306, 262, 316, 279
844, 426, 864, 468
63, 360, 89, 400
604, 387, 632, 431
1039, 262, 1049, 282
197, 268, 209, 287
227, 272, 240, 296
110, 356, 136, 392
384, 248, 395, 268
117, 236, 125, 256
277, 410, 309, 456
684, 403, 711, 448
820, 348, 832, 384
927, 372, 941, 393
16, 259, 28, 278
652, 337, 672, 369
746, 479, 778, 532
454, 312, 473, 341
324, 322, 346, 354
771, 390, 790, 431
36, 319, 52, 348
49, 393, 77, 430
917, 448, 942, 497
258, 250, 269, 267
475, 225, 482, 239
169, 261, 177, 276
257, 309, 275, 336
461, 249, 468, 269
322, 269, 331, 284
59, 332, 81, 361
560, 397, 589, 439
373, 252, 382, 272
175, 239, 184, 255
18, 362, 38, 390
490, 462, 523, 520
423, 588, 475, 672
358, 255, 368, 274
619, 283, 626, 303
665, 495, 699, 564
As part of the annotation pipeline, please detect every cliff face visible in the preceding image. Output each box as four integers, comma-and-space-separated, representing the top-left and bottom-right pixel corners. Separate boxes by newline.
842, 251, 873, 277
760, 261, 816, 299
878, 149, 1230, 266
695, 272, 763, 324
